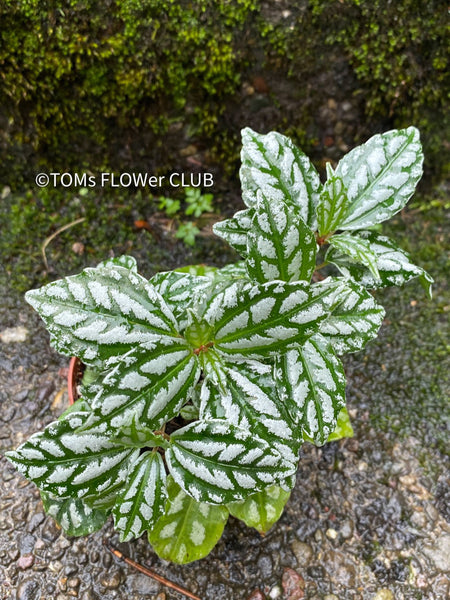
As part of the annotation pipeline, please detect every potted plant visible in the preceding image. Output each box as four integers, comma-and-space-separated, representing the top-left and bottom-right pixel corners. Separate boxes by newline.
6, 127, 432, 565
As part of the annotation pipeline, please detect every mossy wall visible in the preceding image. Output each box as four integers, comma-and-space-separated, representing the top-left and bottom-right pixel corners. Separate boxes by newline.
0, 0, 448, 188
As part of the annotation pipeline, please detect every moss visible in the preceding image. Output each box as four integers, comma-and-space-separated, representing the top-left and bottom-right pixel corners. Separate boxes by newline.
276, 0, 449, 183
0, 1, 447, 187
0, 0, 260, 184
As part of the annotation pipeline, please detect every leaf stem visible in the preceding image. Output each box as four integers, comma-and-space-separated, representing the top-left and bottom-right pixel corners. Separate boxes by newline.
315, 262, 329, 271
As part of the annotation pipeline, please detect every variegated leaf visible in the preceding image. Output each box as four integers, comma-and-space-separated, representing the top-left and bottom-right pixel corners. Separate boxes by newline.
215, 261, 247, 280
25, 266, 178, 367
113, 451, 167, 542
213, 209, 254, 258
318, 279, 385, 354
275, 334, 346, 444
80, 338, 201, 434
246, 192, 317, 284
200, 359, 301, 464
174, 264, 217, 277
110, 417, 170, 449
335, 127, 423, 229
317, 164, 350, 236
326, 231, 433, 298
150, 270, 213, 329
327, 233, 380, 279
166, 419, 296, 504
326, 407, 354, 442
96, 255, 138, 272
200, 279, 338, 359
149, 477, 228, 564
302, 406, 354, 444
5, 411, 139, 499
240, 128, 320, 228
41, 491, 108, 537
227, 485, 290, 533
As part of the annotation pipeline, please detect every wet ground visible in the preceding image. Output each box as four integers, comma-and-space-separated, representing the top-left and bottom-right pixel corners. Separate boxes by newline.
0, 201, 448, 600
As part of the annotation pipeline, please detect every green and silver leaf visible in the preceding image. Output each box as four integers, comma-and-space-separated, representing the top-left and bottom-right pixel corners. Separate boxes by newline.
5, 411, 139, 499
246, 192, 317, 284
150, 271, 213, 330
200, 359, 301, 464
80, 338, 201, 434
213, 209, 254, 258
317, 279, 385, 354
110, 417, 170, 449
335, 127, 423, 229
227, 484, 291, 534
327, 231, 433, 298
327, 233, 380, 279
215, 261, 248, 281
25, 266, 179, 367
166, 419, 296, 504
41, 491, 109, 537
113, 451, 167, 542
201, 279, 338, 359
240, 128, 320, 228
96, 255, 138, 272
149, 477, 228, 564
327, 407, 354, 442
302, 407, 354, 444
317, 164, 350, 236
275, 333, 346, 445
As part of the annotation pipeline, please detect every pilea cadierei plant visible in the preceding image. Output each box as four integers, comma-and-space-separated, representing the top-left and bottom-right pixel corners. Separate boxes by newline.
6, 127, 432, 564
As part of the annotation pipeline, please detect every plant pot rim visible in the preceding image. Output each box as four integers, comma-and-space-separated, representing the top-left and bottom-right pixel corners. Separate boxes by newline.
68, 356, 82, 406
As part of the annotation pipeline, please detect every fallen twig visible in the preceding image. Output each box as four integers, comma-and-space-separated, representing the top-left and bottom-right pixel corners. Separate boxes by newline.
41, 217, 86, 270
104, 540, 201, 600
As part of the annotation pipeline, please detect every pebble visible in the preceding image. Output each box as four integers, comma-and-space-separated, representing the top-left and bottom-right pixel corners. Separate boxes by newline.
281, 568, 305, 599
28, 512, 45, 532
268, 584, 283, 599
125, 573, 160, 594
64, 563, 78, 576
421, 534, 450, 571
247, 591, 265, 600
257, 554, 272, 575
18, 554, 35, 569
326, 528, 338, 540
0, 326, 29, 343
41, 517, 60, 542
291, 540, 313, 567
80, 591, 99, 600
16, 577, 41, 600
101, 570, 122, 589
340, 519, 354, 539
373, 590, 394, 600
58, 576, 68, 591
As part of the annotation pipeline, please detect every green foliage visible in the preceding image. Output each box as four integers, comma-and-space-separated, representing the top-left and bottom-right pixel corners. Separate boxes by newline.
1, 1, 447, 186
0, 0, 259, 182
159, 187, 215, 246
227, 485, 291, 534
6, 127, 432, 563
279, 0, 448, 182
184, 188, 214, 218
